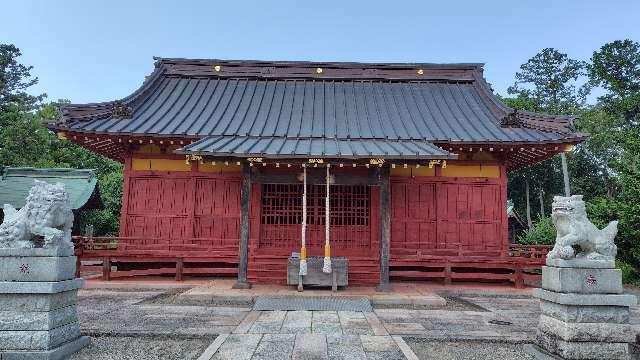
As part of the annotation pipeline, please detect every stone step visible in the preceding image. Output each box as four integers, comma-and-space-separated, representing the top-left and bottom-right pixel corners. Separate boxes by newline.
254, 296, 373, 312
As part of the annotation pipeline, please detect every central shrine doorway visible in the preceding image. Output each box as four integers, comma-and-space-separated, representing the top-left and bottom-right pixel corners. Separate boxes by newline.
259, 183, 373, 252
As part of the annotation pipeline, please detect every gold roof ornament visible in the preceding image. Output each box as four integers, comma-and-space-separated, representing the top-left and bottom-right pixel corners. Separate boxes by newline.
369, 158, 385, 166
417, 69, 424, 75
214, 65, 221, 72
185, 154, 203, 165
316, 67, 323, 74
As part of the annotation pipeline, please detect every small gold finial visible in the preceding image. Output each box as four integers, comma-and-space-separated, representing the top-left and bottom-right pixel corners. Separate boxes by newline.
417, 69, 424, 75
214, 65, 221, 72
316, 67, 323, 74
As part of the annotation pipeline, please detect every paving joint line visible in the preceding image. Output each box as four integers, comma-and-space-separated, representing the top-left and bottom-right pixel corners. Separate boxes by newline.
234, 310, 261, 334
392, 335, 419, 360
197, 333, 229, 360
363, 312, 389, 336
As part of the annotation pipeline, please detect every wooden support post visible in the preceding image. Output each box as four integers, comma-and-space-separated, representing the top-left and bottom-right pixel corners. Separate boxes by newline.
444, 265, 452, 285
233, 162, 252, 289
175, 257, 184, 281
561, 152, 571, 196
102, 256, 111, 281
376, 165, 391, 292
75, 256, 81, 278
514, 264, 524, 289
74, 236, 83, 278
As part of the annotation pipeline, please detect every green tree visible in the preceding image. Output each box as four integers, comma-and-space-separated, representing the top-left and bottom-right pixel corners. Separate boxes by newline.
584, 40, 640, 267
588, 39, 640, 124
505, 48, 587, 225
507, 48, 587, 113
0, 44, 123, 236
0, 44, 44, 112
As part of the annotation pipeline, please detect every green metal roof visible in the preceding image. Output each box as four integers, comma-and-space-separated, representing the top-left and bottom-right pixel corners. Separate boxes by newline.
0, 167, 100, 210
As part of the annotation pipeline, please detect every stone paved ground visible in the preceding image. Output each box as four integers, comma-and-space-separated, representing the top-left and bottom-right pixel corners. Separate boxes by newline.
69, 286, 640, 359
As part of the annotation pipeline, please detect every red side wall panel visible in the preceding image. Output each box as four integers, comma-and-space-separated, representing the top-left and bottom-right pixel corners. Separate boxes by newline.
119, 161, 241, 248
390, 174, 507, 257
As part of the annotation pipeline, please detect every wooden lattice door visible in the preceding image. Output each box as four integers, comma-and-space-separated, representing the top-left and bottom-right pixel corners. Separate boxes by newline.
259, 183, 372, 253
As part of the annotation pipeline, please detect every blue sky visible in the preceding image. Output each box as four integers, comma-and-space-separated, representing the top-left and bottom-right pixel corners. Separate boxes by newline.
2, 0, 638, 104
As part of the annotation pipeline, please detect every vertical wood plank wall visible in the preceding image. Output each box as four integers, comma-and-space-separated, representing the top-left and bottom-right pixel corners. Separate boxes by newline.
119, 154, 242, 250
390, 163, 508, 258
117, 153, 508, 285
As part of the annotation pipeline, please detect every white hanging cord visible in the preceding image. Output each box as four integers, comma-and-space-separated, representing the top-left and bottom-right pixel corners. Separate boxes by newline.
299, 164, 308, 276
323, 164, 332, 273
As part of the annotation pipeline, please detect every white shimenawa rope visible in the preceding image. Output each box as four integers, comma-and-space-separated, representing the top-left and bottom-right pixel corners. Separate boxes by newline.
299, 164, 308, 276
323, 164, 332, 273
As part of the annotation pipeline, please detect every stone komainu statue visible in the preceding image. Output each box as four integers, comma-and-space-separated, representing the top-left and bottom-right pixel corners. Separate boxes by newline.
0, 180, 74, 248
548, 195, 618, 261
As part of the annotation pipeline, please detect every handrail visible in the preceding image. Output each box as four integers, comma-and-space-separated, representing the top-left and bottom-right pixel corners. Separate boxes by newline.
73, 236, 551, 260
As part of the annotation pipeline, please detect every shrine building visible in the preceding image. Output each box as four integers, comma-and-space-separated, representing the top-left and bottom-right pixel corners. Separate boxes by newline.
51, 58, 586, 288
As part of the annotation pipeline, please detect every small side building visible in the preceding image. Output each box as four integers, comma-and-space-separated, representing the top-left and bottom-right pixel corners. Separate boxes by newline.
0, 167, 102, 234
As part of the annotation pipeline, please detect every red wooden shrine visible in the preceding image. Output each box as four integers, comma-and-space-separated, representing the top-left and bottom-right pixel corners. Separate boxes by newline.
54, 58, 586, 287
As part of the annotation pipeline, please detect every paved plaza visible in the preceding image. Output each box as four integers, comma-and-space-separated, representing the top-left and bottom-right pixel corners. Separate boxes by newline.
67, 281, 640, 359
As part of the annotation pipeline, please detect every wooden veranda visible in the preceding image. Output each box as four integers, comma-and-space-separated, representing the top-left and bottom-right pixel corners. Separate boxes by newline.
73, 235, 551, 288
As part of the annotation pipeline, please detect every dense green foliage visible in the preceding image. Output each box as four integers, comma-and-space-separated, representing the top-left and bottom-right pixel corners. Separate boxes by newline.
616, 260, 639, 285
0, 44, 122, 236
516, 216, 555, 245
508, 41, 640, 277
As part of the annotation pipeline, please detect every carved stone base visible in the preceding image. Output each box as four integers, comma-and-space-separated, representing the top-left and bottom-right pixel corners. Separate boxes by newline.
0, 335, 90, 360
533, 266, 636, 360
546, 258, 615, 269
0, 248, 89, 358
542, 266, 622, 294
536, 331, 631, 360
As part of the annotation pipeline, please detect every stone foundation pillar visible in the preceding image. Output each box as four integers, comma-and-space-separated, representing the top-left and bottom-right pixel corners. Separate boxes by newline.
530, 259, 637, 360
0, 246, 90, 359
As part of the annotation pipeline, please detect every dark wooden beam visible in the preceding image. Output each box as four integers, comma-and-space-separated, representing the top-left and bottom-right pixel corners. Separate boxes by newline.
377, 165, 391, 292
233, 162, 252, 289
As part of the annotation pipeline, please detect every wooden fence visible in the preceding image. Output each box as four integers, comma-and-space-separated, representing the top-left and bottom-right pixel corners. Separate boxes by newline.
73, 236, 552, 287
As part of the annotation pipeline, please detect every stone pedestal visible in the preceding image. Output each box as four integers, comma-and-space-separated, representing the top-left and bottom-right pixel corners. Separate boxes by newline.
0, 247, 90, 359
530, 259, 637, 360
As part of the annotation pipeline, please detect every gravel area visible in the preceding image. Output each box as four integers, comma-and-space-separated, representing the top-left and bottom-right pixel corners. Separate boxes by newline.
69, 335, 214, 360
406, 338, 536, 360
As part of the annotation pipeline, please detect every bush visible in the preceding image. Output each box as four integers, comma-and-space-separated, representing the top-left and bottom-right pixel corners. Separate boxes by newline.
616, 260, 639, 285
588, 197, 640, 269
517, 216, 556, 245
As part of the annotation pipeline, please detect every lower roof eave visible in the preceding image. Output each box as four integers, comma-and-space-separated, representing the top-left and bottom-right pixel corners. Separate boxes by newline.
172, 150, 458, 161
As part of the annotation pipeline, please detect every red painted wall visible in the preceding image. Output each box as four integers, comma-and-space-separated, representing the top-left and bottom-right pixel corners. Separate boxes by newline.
117, 154, 508, 284
119, 155, 242, 248
390, 168, 508, 258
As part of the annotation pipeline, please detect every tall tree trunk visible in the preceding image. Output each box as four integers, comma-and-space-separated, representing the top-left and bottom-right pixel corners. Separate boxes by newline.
525, 180, 532, 228
539, 186, 545, 218
560, 153, 571, 196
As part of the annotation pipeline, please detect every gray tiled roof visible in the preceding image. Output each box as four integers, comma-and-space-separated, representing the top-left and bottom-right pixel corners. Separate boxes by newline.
0, 168, 100, 210
177, 136, 457, 159
55, 59, 584, 147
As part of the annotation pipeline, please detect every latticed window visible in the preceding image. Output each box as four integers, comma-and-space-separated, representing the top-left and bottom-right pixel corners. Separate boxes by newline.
259, 183, 370, 248
261, 184, 369, 226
